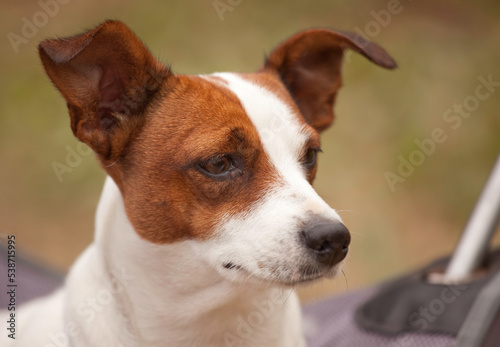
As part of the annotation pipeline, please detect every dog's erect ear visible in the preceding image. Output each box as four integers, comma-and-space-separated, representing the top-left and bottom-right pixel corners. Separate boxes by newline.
261, 29, 397, 132
39, 20, 170, 162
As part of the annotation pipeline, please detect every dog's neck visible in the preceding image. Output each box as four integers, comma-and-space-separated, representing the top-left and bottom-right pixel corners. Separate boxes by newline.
65, 177, 301, 347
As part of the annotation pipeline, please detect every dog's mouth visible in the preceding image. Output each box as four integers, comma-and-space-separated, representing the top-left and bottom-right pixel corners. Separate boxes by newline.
221, 261, 333, 286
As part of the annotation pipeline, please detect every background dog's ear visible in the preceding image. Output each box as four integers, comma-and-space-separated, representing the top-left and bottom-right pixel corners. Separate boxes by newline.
261, 29, 397, 132
39, 20, 170, 162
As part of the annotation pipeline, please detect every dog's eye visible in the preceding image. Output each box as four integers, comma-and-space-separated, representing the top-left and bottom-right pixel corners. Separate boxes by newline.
303, 148, 320, 168
199, 155, 234, 177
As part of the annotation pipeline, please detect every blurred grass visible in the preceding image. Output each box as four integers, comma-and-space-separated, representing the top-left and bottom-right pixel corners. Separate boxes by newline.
1, 0, 499, 303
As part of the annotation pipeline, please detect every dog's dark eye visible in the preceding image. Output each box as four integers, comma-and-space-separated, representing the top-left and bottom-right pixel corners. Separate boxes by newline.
199, 155, 234, 178
303, 148, 320, 168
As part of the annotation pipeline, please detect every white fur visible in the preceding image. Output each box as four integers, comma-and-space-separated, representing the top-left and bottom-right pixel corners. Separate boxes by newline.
1, 178, 304, 346
0, 73, 343, 346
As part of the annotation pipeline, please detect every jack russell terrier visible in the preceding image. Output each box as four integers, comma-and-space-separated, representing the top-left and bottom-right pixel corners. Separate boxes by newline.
2, 20, 395, 346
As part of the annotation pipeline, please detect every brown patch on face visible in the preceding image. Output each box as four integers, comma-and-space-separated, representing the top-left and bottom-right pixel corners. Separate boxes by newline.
110, 75, 283, 243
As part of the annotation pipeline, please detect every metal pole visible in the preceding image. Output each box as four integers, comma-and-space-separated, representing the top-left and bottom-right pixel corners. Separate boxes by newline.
444, 154, 500, 282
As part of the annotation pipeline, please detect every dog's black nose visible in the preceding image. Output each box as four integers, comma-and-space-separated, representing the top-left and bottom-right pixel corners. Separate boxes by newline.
301, 222, 350, 266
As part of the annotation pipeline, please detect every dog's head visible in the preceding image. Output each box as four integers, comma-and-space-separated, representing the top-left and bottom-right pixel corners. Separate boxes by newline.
39, 21, 395, 286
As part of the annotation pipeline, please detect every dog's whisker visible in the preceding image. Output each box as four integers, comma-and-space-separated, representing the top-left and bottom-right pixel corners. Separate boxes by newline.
341, 269, 349, 291
335, 210, 357, 214
105, 156, 121, 168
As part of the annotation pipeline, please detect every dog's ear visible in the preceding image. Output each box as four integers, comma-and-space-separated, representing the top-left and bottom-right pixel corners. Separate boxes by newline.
38, 20, 170, 162
261, 29, 397, 132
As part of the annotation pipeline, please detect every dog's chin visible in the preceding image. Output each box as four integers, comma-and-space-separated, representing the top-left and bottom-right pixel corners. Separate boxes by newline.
219, 261, 342, 288
277, 265, 342, 287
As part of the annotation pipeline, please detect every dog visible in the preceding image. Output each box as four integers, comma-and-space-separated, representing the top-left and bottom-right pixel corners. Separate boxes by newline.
1, 20, 395, 346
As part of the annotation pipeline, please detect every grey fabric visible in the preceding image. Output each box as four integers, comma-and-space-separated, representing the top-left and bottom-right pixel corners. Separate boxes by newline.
354, 251, 500, 336
303, 287, 456, 347
483, 311, 500, 347
455, 268, 500, 347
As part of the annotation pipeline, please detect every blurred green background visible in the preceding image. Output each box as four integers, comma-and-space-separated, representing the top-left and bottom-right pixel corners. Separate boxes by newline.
1, 0, 499, 303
